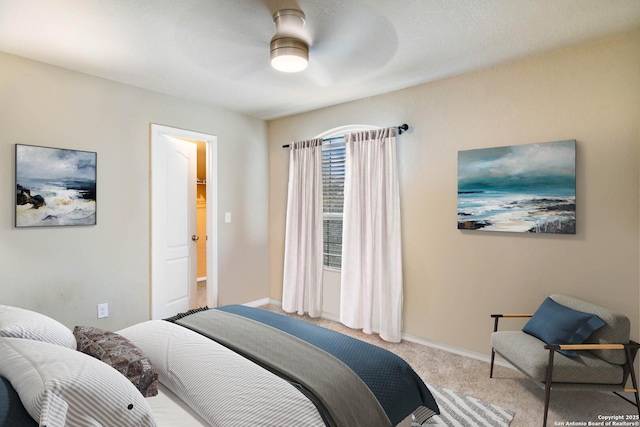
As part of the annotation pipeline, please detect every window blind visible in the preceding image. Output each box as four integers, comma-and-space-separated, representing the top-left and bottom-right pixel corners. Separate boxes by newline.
322, 139, 345, 269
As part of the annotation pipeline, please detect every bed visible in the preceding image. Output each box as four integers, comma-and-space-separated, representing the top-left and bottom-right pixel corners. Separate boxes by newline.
0, 304, 439, 427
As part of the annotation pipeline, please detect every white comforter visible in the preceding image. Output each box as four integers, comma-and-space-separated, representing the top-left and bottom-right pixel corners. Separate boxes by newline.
118, 320, 325, 427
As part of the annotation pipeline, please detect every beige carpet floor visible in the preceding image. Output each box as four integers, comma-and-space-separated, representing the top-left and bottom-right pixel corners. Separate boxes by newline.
258, 304, 638, 427
196, 281, 207, 307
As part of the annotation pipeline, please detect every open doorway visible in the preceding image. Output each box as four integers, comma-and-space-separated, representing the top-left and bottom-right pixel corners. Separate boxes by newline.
195, 140, 207, 306
150, 124, 218, 320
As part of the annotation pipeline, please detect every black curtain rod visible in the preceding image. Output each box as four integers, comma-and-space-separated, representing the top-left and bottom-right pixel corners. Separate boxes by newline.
281, 124, 409, 148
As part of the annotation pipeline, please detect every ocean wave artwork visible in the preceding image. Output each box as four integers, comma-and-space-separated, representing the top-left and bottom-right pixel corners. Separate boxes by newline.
16, 144, 97, 227
458, 140, 575, 234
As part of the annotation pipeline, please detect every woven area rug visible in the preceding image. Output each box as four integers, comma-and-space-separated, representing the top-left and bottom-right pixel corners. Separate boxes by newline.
414, 383, 515, 427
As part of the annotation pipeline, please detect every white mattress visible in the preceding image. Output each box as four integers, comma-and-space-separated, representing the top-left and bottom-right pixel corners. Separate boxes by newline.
147, 383, 210, 427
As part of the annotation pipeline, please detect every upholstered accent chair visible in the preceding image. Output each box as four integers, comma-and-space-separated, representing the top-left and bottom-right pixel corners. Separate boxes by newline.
490, 294, 640, 426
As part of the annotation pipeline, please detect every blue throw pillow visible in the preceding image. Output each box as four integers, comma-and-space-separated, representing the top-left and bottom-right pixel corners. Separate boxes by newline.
522, 297, 606, 357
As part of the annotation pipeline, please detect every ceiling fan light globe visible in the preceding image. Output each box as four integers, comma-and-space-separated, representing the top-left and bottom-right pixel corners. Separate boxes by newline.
271, 53, 308, 72
270, 37, 309, 73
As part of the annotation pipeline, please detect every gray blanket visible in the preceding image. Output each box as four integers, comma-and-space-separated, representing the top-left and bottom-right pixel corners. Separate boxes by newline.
177, 309, 391, 427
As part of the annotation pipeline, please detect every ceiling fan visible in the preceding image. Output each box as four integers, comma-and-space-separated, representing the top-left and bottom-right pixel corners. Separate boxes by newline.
265, 2, 398, 86
173, 2, 397, 87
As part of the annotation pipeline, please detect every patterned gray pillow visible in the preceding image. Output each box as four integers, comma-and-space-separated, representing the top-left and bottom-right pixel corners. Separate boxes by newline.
73, 326, 158, 397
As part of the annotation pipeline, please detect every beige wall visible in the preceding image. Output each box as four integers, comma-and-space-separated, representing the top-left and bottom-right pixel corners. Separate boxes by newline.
268, 31, 640, 356
0, 52, 270, 331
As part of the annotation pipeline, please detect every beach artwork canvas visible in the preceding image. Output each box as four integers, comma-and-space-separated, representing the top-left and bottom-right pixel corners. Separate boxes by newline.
457, 140, 576, 234
16, 144, 97, 227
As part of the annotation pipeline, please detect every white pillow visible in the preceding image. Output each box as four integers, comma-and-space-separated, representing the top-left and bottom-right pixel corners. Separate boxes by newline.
0, 337, 158, 427
0, 305, 76, 349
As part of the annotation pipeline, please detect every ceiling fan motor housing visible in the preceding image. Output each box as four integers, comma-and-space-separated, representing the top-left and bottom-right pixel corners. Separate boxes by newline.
270, 9, 309, 72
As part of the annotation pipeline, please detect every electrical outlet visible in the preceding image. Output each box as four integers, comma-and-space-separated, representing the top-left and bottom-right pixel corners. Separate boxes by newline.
97, 303, 109, 319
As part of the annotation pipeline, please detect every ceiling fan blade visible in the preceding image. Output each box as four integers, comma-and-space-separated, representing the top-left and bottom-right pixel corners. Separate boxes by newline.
172, 1, 275, 79
303, 3, 398, 86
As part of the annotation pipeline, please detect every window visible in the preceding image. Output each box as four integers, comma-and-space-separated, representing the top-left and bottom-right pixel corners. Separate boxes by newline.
322, 137, 345, 269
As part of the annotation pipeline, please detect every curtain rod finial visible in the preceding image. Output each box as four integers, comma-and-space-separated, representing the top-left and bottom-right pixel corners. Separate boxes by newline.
397, 124, 409, 135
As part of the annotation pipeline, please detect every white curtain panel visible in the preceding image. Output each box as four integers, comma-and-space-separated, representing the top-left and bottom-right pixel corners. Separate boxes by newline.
340, 128, 403, 343
282, 139, 324, 317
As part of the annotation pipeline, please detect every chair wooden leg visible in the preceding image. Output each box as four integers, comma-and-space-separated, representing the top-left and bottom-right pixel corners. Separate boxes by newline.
543, 349, 556, 427
490, 349, 496, 378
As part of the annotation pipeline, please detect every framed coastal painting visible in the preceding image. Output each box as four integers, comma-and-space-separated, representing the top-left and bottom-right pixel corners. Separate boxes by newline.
15, 144, 97, 227
457, 140, 576, 234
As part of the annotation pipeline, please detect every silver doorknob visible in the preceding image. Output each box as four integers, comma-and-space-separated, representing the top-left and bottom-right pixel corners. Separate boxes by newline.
192, 235, 199, 241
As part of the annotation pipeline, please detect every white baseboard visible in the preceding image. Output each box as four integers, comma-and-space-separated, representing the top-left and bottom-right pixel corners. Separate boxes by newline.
243, 298, 272, 308
320, 311, 341, 323
268, 298, 282, 307
264, 298, 514, 370
401, 332, 513, 369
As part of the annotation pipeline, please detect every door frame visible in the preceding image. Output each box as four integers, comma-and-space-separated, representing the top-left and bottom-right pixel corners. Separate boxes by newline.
150, 124, 218, 315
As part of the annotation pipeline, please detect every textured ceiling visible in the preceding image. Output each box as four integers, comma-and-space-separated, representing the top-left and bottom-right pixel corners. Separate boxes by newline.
0, 0, 639, 120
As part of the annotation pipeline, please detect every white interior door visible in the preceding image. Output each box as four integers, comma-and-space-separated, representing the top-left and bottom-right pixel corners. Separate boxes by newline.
151, 133, 197, 319
151, 124, 219, 320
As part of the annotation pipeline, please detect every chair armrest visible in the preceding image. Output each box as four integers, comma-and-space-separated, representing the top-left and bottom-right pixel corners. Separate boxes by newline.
491, 314, 533, 318
545, 342, 640, 351
491, 314, 533, 332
